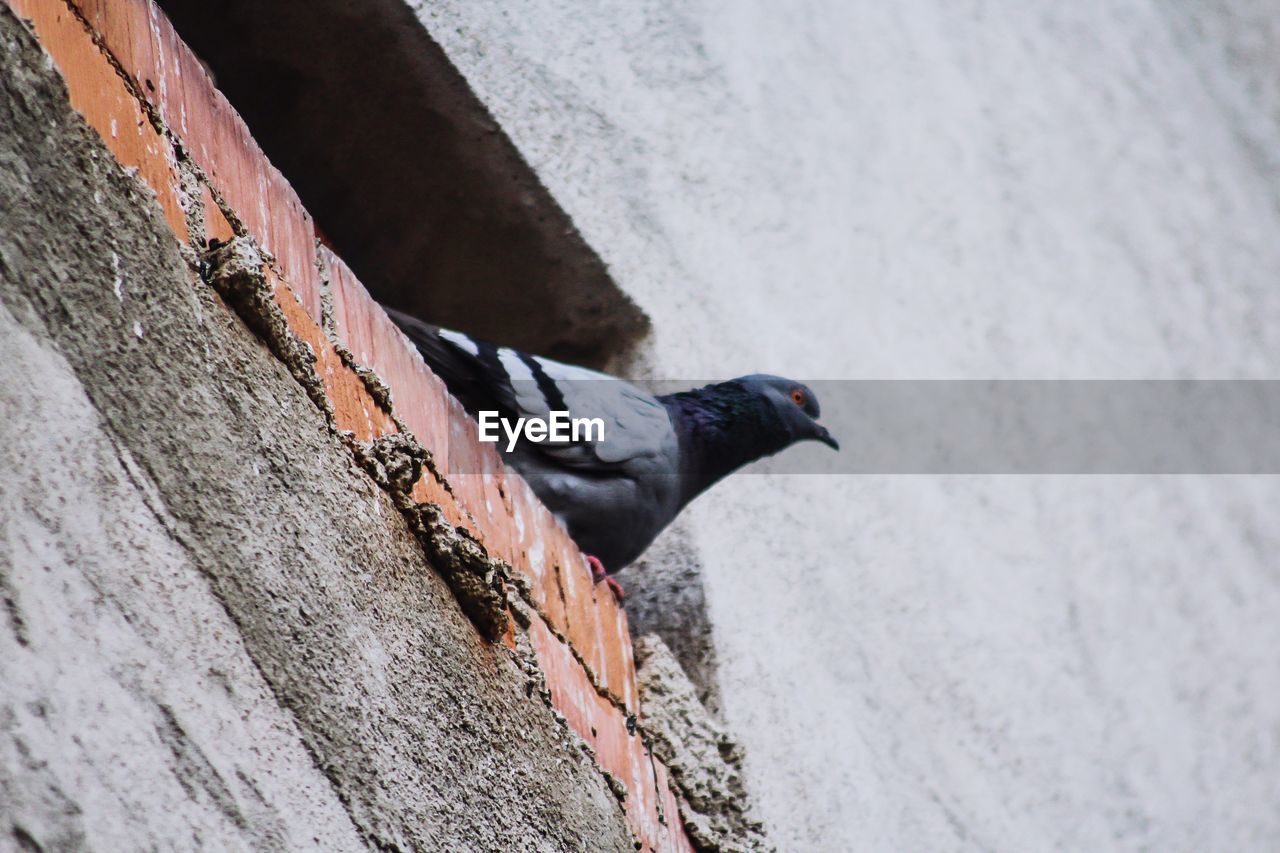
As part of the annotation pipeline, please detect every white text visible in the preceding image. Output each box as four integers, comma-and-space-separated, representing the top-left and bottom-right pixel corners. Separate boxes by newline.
477, 410, 605, 452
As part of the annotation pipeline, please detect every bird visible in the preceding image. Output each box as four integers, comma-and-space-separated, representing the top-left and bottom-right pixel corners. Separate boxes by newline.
384, 307, 839, 599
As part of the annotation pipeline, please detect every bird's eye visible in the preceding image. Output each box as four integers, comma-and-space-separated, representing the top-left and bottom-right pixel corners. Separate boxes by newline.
790, 388, 807, 407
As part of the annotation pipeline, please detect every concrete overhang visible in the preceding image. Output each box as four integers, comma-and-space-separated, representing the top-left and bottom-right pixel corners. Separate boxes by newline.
156, 0, 648, 368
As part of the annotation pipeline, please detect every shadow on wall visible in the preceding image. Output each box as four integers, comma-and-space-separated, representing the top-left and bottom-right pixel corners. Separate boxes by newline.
156, 0, 647, 369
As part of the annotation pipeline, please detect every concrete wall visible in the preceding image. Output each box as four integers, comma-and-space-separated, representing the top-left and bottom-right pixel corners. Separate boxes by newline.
406, 1, 1280, 849
0, 7, 638, 849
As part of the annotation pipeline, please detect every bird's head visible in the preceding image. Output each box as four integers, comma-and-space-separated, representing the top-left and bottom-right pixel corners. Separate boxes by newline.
734, 374, 840, 451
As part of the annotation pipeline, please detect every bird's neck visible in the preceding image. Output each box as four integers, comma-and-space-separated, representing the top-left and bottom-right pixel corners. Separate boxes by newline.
659, 381, 791, 506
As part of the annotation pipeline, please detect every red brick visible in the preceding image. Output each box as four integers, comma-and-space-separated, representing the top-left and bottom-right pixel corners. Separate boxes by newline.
505, 474, 568, 631
58, 0, 320, 319
11, 0, 187, 241
263, 166, 321, 322
320, 344, 397, 442
324, 247, 455, 458
598, 593, 638, 713
527, 615, 692, 851
65, 0, 167, 133
475, 452, 517, 567
263, 265, 395, 443
444, 404, 487, 526
66, 0, 167, 122
485, 466, 518, 562
553, 530, 606, 681
501, 461, 637, 710
200, 181, 235, 245
51, 0, 644, 777
529, 614, 618, 772
320, 249, 587, 589
622, 724, 661, 846
323, 246, 366, 356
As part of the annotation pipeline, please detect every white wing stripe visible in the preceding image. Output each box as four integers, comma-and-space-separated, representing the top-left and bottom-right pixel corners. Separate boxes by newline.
498, 348, 535, 384
440, 328, 481, 357
533, 355, 609, 382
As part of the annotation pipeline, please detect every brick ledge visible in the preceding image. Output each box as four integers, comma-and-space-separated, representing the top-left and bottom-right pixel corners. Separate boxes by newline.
6, 0, 694, 848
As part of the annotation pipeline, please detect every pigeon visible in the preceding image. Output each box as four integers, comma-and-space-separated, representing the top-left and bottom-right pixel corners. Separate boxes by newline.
384, 308, 839, 597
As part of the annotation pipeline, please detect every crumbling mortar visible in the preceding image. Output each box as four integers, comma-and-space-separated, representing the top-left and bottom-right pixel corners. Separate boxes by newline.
313, 240, 400, 419
632, 636, 772, 852
327, 336, 397, 416
343, 432, 510, 642
199, 239, 517, 651
646, 735, 668, 827
200, 185, 297, 295
509, 630, 638, 832
333, 437, 650, 836
317, 241, 336, 329
506, 577, 535, 630
409, 502, 511, 642
202, 180, 249, 243
172, 153, 209, 253
310, 241, 459, 500
200, 238, 333, 424
602, 770, 629, 806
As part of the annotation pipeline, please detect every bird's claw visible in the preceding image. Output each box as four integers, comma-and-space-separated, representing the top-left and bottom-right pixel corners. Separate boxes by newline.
602, 576, 625, 601
585, 554, 625, 602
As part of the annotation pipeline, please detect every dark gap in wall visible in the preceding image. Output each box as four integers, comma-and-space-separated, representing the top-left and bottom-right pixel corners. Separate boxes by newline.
156, 0, 648, 369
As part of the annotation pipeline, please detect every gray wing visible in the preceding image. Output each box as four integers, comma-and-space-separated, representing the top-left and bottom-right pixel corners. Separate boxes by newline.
501, 352, 674, 473
384, 308, 674, 474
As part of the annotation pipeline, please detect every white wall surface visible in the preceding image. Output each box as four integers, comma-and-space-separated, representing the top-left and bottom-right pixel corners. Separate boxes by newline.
407, 1, 1280, 848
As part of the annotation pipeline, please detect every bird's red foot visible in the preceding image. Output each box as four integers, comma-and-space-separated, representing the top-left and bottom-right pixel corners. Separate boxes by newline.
585, 554, 625, 602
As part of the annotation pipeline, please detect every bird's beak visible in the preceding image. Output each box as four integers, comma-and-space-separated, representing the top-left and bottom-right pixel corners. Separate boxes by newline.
814, 424, 840, 451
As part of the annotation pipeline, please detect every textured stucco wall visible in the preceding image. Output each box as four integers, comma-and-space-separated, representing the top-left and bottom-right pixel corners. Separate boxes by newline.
0, 8, 637, 849
405, 1, 1280, 849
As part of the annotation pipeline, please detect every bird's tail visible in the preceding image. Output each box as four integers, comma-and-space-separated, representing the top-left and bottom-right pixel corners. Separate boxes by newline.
382, 305, 515, 418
